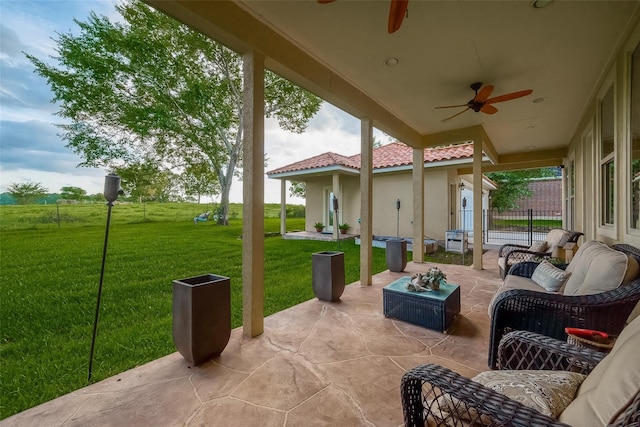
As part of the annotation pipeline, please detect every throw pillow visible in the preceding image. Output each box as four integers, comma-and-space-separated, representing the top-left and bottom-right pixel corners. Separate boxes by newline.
472, 370, 586, 418
531, 260, 571, 292
528, 240, 548, 253
435, 370, 586, 423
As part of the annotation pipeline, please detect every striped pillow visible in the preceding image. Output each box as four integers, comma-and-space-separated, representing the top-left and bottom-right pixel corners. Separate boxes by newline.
531, 260, 571, 292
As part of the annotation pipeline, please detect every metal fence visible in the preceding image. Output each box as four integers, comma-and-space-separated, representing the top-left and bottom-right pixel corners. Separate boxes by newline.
459, 209, 563, 246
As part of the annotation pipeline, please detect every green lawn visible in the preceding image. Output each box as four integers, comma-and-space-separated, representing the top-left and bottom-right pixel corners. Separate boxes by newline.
0, 203, 387, 419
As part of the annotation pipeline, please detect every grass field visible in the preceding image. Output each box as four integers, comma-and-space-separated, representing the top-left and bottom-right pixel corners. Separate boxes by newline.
0, 202, 391, 419
0, 202, 473, 419
0, 201, 291, 231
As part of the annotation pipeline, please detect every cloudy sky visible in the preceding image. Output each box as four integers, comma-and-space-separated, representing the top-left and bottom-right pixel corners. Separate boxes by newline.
0, 0, 385, 204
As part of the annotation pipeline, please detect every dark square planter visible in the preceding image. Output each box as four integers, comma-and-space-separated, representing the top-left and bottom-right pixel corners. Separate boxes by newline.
172, 274, 231, 365
312, 251, 345, 301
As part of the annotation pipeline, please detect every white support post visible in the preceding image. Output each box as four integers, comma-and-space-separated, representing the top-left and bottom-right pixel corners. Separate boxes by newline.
280, 179, 286, 237
242, 50, 265, 337
473, 138, 483, 270
360, 118, 373, 285
413, 148, 425, 262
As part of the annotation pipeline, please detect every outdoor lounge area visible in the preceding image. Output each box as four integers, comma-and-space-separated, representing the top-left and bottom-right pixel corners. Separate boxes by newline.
3, 251, 503, 426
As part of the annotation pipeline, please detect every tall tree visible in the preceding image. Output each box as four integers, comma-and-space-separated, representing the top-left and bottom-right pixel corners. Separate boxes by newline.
7, 182, 48, 205
288, 181, 306, 199
181, 161, 220, 204
60, 186, 87, 201
113, 161, 179, 203
26, 0, 322, 224
486, 167, 559, 212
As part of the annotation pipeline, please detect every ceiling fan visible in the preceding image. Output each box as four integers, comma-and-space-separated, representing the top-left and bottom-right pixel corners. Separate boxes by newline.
318, 0, 409, 34
435, 82, 533, 122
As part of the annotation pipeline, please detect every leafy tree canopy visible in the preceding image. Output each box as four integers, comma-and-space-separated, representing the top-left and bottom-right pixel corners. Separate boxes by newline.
60, 186, 87, 201
26, 0, 322, 223
114, 160, 179, 203
7, 182, 48, 205
486, 167, 559, 212
288, 181, 306, 199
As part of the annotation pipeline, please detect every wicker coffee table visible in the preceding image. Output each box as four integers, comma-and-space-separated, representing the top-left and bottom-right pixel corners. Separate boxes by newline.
383, 276, 460, 332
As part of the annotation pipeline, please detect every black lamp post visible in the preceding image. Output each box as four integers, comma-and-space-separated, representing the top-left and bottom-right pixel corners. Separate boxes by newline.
88, 173, 121, 382
333, 195, 340, 251
396, 198, 401, 238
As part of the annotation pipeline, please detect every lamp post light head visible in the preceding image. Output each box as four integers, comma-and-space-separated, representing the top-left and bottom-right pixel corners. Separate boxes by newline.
104, 174, 122, 203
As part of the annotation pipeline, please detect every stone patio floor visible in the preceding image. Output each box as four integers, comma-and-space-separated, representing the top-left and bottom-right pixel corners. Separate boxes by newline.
3, 250, 502, 427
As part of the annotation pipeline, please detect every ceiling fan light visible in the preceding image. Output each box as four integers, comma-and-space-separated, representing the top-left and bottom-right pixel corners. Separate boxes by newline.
531, 0, 553, 8
384, 57, 399, 66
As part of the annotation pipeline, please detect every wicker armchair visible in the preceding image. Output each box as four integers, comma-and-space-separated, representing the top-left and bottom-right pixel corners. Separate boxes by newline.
401, 330, 639, 427
488, 244, 640, 369
497, 229, 583, 279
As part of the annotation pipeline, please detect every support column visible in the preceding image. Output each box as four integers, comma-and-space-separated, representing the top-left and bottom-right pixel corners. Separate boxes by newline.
242, 50, 265, 337
413, 148, 425, 263
473, 139, 483, 270
332, 172, 340, 239
280, 180, 286, 236
360, 118, 373, 285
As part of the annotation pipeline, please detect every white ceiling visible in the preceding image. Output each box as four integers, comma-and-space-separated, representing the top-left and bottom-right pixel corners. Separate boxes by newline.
151, 0, 640, 163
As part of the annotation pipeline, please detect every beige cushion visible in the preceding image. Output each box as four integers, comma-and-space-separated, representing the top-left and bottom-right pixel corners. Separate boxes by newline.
489, 275, 548, 316
546, 229, 570, 247
563, 241, 630, 295
622, 255, 640, 285
531, 260, 571, 292
529, 240, 548, 253
559, 316, 640, 425
437, 370, 585, 423
473, 370, 586, 418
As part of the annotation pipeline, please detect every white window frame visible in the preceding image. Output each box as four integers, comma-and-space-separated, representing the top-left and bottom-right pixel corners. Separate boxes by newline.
596, 70, 617, 239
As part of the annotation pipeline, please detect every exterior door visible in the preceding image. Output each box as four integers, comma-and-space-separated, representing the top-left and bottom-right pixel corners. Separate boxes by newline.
324, 188, 336, 232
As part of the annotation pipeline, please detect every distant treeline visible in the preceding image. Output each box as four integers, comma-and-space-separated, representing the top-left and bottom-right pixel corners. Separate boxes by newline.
0, 192, 105, 205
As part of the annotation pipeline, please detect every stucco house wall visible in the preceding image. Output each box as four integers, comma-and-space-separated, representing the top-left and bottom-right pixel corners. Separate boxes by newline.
270, 142, 495, 241
370, 171, 413, 237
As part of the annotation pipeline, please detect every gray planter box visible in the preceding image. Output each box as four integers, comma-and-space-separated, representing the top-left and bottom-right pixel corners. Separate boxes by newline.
172, 274, 231, 365
386, 239, 407, 272
312, 251, 345, 301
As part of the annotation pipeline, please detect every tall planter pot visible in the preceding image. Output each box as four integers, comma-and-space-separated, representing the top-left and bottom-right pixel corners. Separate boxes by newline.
172, 274, 231, 365
312, 251, 345, 301
386, 239, 407, 272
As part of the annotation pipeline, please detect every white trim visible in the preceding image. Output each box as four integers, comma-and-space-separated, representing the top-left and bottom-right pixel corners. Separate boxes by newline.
268, 165, 359, 179
269, 155, 492, 181
596, 67, 617, 240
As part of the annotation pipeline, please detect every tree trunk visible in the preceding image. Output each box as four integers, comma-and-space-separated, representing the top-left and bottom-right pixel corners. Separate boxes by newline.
219, 185, 230, 225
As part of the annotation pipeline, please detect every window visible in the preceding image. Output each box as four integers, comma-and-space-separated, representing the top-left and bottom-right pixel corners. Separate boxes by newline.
565, 159, 575, 230
630, 43, 640, 229
600, 85, 615, 226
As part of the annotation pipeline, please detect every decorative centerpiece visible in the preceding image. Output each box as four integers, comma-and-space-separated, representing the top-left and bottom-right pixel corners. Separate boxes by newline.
406, 266, 447, 292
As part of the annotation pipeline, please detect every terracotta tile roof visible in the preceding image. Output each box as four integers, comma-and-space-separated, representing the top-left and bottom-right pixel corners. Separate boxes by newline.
267, 142, 474, 176
266, 152, 359, 175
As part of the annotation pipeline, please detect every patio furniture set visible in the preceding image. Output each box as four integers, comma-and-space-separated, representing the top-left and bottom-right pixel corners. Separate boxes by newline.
391, 232, 640, 426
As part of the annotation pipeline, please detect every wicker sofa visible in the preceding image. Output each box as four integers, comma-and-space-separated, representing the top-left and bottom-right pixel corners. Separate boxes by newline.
401, 317, 640, 426
497, 229, 583, 279
488, 240, 640, 368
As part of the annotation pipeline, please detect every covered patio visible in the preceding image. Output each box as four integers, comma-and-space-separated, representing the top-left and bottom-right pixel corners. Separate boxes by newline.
3, 251, 501, 426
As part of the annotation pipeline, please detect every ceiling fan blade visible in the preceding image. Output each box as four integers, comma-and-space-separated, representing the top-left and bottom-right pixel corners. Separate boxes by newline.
317, 0, 336, 3
388, 0, 409, 33
441, 107, 470, 122
474, 85, 494, 102
480, 104, 498, 115
434, 104, 468, 109
486, 89, 533, 104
